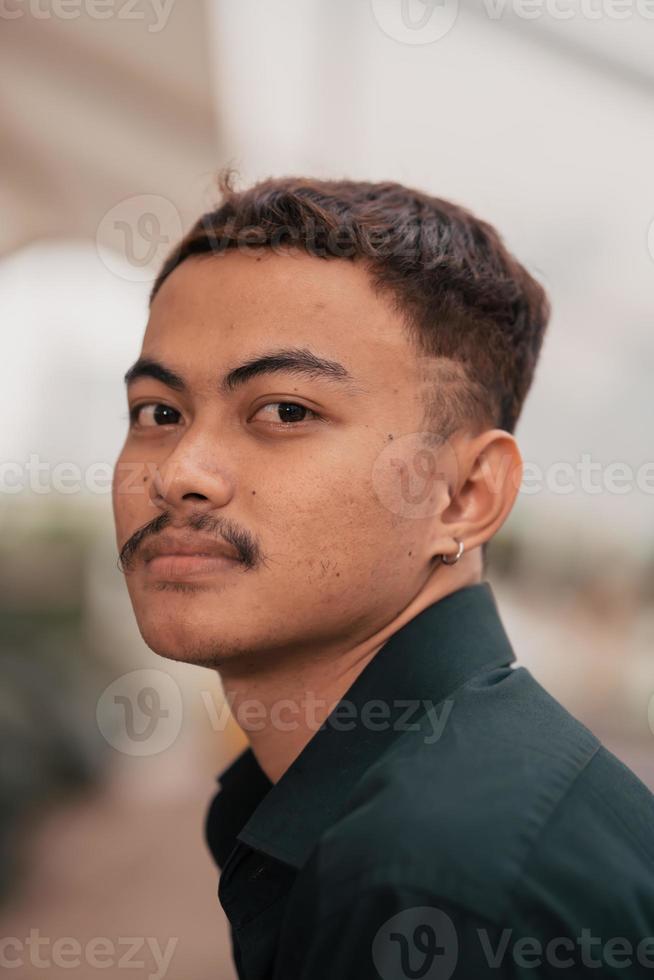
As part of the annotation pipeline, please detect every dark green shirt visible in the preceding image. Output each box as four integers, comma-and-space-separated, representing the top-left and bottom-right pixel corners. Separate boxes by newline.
205, 582, 654, 979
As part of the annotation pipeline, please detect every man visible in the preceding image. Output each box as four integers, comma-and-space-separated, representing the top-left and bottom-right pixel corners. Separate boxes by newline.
113, 175, 654, 979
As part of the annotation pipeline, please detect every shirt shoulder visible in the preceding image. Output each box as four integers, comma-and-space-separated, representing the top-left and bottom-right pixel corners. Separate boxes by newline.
515, 743, 654, 937
304, 664, 654, 931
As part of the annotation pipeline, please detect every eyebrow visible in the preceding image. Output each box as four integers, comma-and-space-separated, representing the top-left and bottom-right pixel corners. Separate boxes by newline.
220, 347, 356, 393
124, 358, 186, 391
124, 348, 359, 395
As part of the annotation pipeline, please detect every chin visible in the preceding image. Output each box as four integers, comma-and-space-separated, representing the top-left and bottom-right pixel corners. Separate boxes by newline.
127, 591, 234, 666
135, 617, 239, 668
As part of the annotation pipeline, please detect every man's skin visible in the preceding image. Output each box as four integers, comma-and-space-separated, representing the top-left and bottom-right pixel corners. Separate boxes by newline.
113, 248, 522, 782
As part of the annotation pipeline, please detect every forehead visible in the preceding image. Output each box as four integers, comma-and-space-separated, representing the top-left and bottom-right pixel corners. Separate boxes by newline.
143, 250, 419, 384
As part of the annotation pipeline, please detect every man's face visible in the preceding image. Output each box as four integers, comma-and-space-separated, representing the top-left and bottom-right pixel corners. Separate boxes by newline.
113, 250, 455, 667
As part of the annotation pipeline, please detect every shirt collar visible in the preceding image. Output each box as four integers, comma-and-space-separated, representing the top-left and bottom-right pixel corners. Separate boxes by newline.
209, 581, 516, 871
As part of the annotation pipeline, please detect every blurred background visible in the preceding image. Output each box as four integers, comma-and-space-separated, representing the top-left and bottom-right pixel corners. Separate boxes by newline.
1, 1, 653, 977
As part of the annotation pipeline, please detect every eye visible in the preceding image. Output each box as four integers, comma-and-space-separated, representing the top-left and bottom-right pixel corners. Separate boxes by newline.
129, 402, 182, 428
252, 402, 320, 425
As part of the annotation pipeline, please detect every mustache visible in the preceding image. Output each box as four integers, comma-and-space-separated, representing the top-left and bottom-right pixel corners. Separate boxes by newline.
117, 511, 262, 573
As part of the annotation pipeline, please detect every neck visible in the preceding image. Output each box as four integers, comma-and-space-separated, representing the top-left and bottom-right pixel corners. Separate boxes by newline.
219, 555, 481, 783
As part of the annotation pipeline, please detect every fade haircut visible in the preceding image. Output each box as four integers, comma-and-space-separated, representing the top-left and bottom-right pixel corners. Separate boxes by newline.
152, 172, 550, 439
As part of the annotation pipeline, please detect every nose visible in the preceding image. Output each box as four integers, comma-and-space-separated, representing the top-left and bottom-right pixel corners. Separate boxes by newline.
148, 433, 234, 518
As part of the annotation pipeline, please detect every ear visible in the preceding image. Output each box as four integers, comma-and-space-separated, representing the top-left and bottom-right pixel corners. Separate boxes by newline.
436, 429, 523, 554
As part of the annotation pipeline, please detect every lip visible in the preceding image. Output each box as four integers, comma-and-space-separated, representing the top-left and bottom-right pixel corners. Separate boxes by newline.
146, 553, 239, 580
141, 534, 241, 580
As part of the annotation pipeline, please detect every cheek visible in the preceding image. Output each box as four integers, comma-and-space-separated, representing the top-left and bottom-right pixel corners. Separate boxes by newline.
259, 454, 398, 574
112, 457, 151, 537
